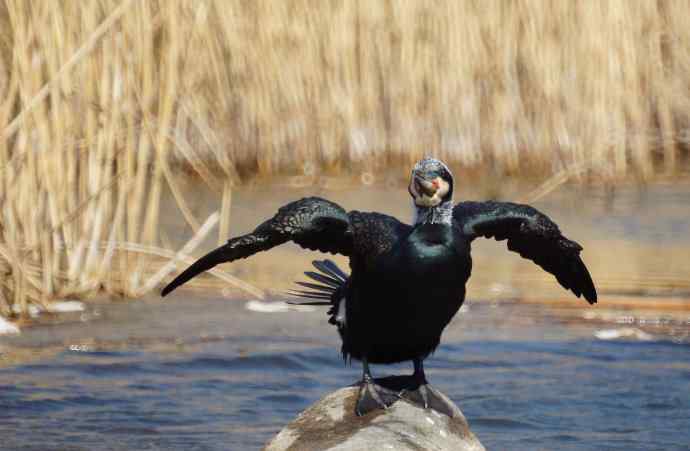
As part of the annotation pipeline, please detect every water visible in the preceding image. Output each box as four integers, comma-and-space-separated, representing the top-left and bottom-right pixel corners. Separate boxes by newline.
2, 183, 690, 450
1, 296, 689, 450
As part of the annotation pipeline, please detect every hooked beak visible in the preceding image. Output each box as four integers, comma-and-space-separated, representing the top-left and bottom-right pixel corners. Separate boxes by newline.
414, 174, 438, 197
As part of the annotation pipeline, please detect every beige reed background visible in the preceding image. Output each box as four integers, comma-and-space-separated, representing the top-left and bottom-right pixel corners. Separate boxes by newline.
1, 0, 689, 317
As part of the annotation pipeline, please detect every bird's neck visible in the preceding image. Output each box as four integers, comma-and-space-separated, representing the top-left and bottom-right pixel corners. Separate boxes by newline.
413, 200, 453, 226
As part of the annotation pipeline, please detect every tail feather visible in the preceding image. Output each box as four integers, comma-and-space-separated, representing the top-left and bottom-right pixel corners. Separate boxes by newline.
285, 260, 349, 328
302, 271, 341, 288
312, 259, 347, 282
285, 300, 332, 306
286, 290, 331, 304
286, 289, 333, 299
294, 281, 336, 291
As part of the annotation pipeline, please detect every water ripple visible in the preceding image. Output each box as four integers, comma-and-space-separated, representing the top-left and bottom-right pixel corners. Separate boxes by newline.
1, 339, 688, 450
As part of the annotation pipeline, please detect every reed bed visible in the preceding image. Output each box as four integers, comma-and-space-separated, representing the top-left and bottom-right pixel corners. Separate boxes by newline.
1, 0, 690, 317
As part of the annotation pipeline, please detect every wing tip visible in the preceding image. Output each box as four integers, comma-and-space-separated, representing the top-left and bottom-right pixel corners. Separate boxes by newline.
161, 275, 187, 297
161, 284, 174, 297
583, 269, 597, 305
159, 267, 197, 297
159, 244, 232, 298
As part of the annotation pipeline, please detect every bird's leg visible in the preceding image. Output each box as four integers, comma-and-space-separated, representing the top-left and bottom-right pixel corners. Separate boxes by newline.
355, 358, 399, 416
400, 358, 456, 417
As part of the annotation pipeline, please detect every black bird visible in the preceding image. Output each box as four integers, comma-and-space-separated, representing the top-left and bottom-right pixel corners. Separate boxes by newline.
161, 157, 597, 417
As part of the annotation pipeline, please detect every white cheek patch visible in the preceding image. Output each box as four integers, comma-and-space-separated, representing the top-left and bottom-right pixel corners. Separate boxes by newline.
412, 178, 449, 207
415, 195, 441, 207
436, 178, 450, 198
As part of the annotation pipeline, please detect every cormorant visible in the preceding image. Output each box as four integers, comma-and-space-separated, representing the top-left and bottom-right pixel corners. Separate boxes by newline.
161, 157, 597, 417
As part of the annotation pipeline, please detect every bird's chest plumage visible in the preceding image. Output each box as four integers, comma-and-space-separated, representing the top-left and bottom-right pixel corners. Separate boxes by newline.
344, 223, 470, 363
358, 225, 467, 313
383, 223, 468, 289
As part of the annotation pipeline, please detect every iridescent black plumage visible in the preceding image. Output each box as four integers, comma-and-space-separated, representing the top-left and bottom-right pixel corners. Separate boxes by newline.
453, 201, 596, 302
162, 157, 597, 416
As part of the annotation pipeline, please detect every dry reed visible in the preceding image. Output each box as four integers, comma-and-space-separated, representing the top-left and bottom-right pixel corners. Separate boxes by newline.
1, 1, 689, 317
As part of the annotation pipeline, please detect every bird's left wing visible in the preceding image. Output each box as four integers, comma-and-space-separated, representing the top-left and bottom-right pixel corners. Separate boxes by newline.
453, 201, 597, 304
161, 197, 352, 296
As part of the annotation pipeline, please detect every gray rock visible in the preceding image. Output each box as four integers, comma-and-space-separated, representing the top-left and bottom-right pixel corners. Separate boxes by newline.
264, 386, 485, 451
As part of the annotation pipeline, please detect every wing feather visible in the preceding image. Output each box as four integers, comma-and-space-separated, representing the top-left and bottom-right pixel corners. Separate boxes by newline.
454, 201, 597, 304
161, 197, 351, 296
347, 211, 412, 267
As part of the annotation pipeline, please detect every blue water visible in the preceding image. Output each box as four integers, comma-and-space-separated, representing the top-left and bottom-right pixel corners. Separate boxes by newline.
1, 335, 689, 450
3, 177, 690, 451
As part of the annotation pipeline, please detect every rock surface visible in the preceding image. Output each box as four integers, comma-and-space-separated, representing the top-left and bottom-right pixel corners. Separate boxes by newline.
264, 386, 485, 451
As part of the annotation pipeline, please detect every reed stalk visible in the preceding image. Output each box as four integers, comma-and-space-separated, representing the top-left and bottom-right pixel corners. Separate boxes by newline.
1, 1, 689, 317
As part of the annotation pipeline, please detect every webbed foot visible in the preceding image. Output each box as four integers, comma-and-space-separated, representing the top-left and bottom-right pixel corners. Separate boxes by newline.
356, 377, 400, 416
400, 382, 456, 418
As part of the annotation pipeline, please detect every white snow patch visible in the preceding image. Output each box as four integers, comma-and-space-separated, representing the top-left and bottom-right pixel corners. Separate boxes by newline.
11, 304, 40, 317
10, 300, 84, 317
0, 316, 20, 335
594, 328, 654, 341
47, 301, 85, 313
245, 300, 315, 313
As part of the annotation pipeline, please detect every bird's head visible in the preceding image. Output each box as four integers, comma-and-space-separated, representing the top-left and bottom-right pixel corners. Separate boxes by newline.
408, 157, 454, 208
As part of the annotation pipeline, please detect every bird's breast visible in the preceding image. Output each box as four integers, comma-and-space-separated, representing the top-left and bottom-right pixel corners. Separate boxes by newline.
373, 223, 469, 283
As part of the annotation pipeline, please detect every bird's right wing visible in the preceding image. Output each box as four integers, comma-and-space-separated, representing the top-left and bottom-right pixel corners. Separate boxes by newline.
161, 197, 352, 296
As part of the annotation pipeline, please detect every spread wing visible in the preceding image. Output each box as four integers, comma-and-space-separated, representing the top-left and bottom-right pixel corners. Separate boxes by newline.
347, 211, 412, 267
161, 197, 352, 296
453, 201, 597, 304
